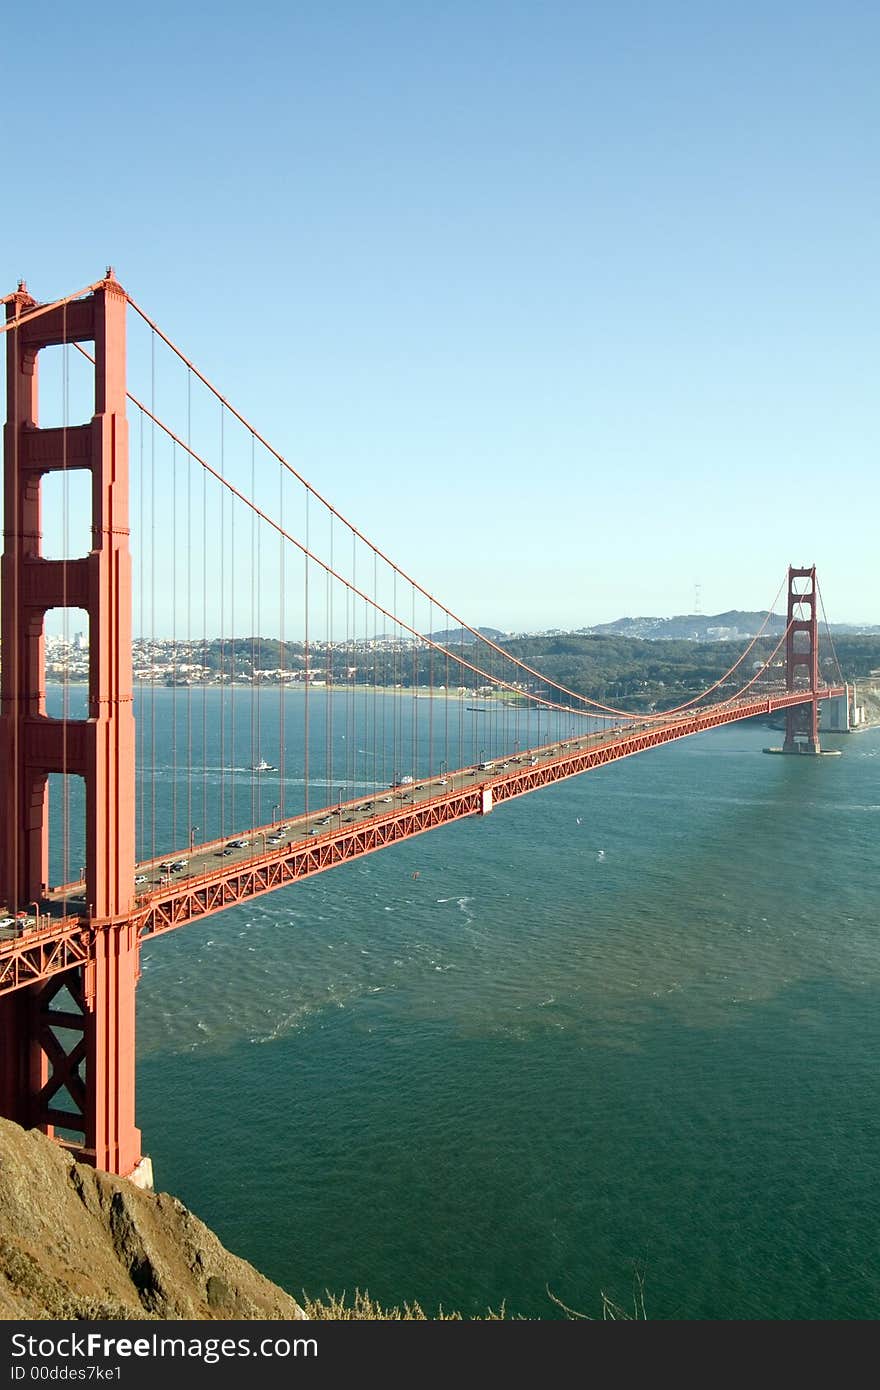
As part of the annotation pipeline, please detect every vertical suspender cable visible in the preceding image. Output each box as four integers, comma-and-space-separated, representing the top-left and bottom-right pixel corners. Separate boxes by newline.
427, 598, 434, 783
201, 420, 208, 843
229, 411, 241, 832
61, 307, 69, 890
411, 583, 417, 780
362, 586, 369, 794
327, 511, 333, 804
372, 551, 378, 796
255, 478, 263, 826
186, 371, 193, 857
344, 543, 350, 793
444, 610, 450, 786
278, 443, 285, 820
171, 440, 178, 852
150, 331, 157, 864
514, 644, 520, 762
218, 403, 226, 840
228, 409, 237, 834
817, 578, 844, 686
459, 626, 466, 770
392, 570, 399, 785
348, 530, 355, 793
382, 570, 389, 791
304, 489, 310, 818
250, 437, 257, 829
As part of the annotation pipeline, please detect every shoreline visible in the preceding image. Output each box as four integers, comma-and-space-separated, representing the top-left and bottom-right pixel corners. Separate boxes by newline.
43, 683, 880, 728
46, 680, 539, 704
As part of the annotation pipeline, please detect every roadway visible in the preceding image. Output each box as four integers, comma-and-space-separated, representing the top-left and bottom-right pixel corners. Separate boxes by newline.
60, 721, 649, 908
0, 682, 845, 994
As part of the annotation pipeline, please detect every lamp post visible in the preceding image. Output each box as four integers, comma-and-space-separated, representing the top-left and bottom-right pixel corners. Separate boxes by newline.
338, 787, 344, 822
190, 825, 199, 855
272, 803, 280, 826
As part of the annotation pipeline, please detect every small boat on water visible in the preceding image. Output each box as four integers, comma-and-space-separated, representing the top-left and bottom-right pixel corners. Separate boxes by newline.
251, 758, 277, 772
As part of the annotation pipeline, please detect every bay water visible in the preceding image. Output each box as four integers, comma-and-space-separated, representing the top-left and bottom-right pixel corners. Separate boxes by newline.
48, 687, 880, 1318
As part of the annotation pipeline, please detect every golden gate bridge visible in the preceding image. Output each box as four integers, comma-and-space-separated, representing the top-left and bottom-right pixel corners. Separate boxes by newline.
0, 273, 846, 1181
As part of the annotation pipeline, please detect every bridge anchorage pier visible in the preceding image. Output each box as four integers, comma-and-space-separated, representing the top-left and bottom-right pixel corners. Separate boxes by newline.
0, 274, 149, 1182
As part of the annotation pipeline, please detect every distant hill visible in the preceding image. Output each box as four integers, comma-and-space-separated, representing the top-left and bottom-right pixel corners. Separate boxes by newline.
577, 611, 880, 642
426, 626, 507, 645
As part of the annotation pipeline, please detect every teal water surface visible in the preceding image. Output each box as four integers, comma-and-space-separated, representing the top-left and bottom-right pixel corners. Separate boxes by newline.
117, 694, 880, 1318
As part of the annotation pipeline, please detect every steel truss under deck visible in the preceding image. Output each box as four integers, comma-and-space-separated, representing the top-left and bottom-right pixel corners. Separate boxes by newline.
0, 684, 843, 1000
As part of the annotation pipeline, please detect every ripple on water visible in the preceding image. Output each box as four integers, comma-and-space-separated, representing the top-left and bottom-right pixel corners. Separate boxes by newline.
135, 715, 880, 1318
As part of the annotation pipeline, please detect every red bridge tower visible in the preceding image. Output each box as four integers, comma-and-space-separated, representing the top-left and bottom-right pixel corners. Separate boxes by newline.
782, 565, 821, 754
0, 275, 144, 1179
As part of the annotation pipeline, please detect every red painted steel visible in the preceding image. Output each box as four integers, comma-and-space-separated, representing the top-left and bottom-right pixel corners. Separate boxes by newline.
0, 275, 141, 1175
0, 684, 844, 1002
783, 566, 820, 752
0, 280, 849, 1180
0, 920, 89, 998
135, 686, 843, 938
82, 919, 141, 1175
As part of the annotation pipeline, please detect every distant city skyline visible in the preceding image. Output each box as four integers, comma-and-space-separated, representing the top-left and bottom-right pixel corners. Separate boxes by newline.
6, 1, 879, 633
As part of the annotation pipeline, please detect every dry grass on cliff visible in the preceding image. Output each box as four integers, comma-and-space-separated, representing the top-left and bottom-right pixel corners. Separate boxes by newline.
300, 1290, 492, 1319
301, 1273, 647, 1320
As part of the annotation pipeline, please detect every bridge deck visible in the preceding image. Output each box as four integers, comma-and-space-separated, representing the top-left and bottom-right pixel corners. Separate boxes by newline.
0, 685, 845, 996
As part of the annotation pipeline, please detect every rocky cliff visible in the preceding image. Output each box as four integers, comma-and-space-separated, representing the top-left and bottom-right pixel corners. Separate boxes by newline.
0, 1118, 304, 1320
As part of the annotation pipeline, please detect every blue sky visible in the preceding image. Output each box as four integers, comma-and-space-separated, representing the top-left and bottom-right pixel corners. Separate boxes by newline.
3, 1, 878, 631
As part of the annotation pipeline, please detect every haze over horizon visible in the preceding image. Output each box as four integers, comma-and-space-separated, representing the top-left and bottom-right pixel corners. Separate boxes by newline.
41, 600, 879, 646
